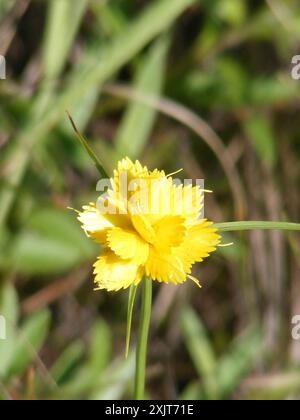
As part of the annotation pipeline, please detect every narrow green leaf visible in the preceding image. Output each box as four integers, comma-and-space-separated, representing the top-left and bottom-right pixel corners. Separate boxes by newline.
180, 306, 219, 399
243, 112, 277, 166
125, 284, 138, 359
0, 282, 19, 327
62, 89, 99, 133
91, 1, 126, 36
217, 326, 263, 398
90, 352, 136, 400
7, 309, 51, 378
67, 112, 109, 179
215, 221, 300, 232
49, 320, 111, 399
42, 0, 89, 80
88, 319, 112, 373
180, 326, 263, 400
50, 341, 84, 384
217, 0, 247, 27
180, 380, 204, 400
115, 35, 169, 158
0, 283, 19, 377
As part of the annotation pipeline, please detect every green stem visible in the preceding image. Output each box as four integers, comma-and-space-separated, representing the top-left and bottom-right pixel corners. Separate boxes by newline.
214, 221, 300, 232
125, 284, 138, 359
134, 277, 152, 400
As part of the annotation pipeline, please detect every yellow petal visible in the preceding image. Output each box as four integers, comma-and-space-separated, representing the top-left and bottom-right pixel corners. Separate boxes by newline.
78, 203, 114, 243
141, 179, 203, 224
145, 247, 186, 284
152, 215, 186, 252
113, 157, 149, 195
93, 251, 142, 291
131, 213, 156, 244
180, 184, 204, 225
107, 227, 149, 265
174, 220, 220, 271
77, 159, 220, 293
78, 202, 131, 244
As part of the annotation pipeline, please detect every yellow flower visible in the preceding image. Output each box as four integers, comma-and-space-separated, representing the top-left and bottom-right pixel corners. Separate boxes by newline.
78, 157, 220, 291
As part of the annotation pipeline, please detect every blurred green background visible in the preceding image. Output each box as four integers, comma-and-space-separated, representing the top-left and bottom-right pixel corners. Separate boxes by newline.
1, 0, 300, 400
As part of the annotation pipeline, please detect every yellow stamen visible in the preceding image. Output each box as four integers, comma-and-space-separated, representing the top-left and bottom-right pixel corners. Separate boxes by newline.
67, 206, 80, 214
166, 168, 183, 177
187, 274, 202, 288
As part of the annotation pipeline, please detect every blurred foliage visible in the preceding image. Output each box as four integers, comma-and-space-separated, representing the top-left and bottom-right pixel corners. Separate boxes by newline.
1, 0, 300, 400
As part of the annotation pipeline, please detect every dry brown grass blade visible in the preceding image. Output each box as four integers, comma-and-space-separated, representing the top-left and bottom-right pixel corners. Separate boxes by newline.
21, 265, 89, 315
103, 83, 247, 219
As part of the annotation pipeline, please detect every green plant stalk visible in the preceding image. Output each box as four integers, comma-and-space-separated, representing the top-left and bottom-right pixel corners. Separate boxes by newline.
215, 221, 300, 232
134, 277, 152, 400
126, 284, 138, 359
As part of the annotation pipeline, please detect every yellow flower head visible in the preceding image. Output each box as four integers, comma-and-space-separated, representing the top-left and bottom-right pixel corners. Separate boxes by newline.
77, 157, 220, 291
